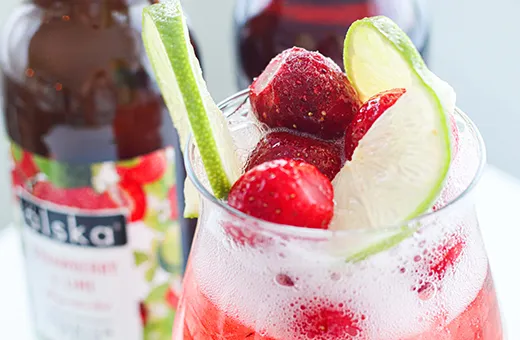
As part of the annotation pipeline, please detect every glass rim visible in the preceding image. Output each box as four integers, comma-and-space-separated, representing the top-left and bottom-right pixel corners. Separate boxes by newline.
184, 89, 487, 237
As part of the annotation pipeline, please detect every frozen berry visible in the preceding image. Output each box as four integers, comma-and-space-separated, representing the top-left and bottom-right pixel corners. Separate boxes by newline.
250, 47, 361, 139
245, 131, 343, 180
228, 159, 334, 229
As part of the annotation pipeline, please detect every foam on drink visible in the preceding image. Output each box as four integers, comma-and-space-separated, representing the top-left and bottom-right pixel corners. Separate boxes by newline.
187, 110, 489, 339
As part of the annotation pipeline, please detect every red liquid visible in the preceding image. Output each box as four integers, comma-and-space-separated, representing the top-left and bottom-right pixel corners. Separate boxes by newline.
234, 0, 430, 89
173, 266, 502, 340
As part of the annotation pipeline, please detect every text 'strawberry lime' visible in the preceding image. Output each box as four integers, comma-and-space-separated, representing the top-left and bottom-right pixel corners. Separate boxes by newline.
344, 88, 406, 160
245, 131, 344, 181
250, 47, 361, 139
228, 159, 334, 229
117, 151, 167, 184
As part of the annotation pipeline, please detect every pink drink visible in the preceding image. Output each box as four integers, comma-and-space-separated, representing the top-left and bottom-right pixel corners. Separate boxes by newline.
171, 92, 503, 340
176, 266, 501, 339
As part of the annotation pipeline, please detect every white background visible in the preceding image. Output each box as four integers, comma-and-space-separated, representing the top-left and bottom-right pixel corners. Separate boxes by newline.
0, 0, 519, 228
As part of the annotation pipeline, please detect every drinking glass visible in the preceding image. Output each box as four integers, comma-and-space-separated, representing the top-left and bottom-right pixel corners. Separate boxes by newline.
172, 91, 503, 340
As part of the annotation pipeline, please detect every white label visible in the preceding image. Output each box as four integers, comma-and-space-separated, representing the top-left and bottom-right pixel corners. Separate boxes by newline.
20, 194, 142, 340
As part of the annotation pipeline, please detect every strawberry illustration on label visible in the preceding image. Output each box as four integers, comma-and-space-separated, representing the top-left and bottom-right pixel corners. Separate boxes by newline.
32, 181, 120, 210
11, 148, 39, 188
117, 151, 168, 184
118, 179, 147, 222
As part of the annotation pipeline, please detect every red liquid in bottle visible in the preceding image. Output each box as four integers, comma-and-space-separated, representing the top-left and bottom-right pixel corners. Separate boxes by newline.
234, 0, 430, 89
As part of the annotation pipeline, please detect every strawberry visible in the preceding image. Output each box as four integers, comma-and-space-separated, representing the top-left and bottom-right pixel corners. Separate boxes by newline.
116, 179, 147, 222
32, 181, 120, 210
291, 298, 364, 339
250, 47, 361, 139
117, 151, 167, 184
18, 152, 39, 178
228, 159, 334, 229
11, 168, 25, 188
344, 88, 406, 160
245, 131, 343, 181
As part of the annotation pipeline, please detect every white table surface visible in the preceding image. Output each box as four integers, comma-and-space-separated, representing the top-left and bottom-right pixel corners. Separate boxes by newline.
0, 165, 519, 339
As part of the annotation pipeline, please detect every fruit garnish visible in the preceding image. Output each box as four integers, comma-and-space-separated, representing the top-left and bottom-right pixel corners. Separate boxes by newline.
117, 151, 167, 185
329, 16, 451, 239
291, 298, 363, 338
250, 47, 361, 139
228, 159, 334, 229
331, 85, 451, 232
245, 131, 343, 181
142, 1, 241, 217
343, 16, 456, 116
344, 88, 406, 160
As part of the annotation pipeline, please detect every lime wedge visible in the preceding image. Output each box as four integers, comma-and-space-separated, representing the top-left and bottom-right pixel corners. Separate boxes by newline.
142, 1, 240, 217
331, 16, 452, 259
344, 16, 456, 115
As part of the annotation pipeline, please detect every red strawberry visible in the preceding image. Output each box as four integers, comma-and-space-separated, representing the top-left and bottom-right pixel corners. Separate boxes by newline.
32, 182, 120, 210
344, 88, 406, 160
117, 151, 167, 184
291, 298, 364, 339
11, 168, 25, 188
18, 152, 39, 178
11, 152, 39, 189
116, 179, 147, 222
228, 159, 334, 229
245, 131, 343, 180
250, 47, 361, 139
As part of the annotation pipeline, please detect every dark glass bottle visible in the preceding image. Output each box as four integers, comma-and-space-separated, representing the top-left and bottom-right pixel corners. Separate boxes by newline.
1, 0, 199, 339
234, 0, 430, 89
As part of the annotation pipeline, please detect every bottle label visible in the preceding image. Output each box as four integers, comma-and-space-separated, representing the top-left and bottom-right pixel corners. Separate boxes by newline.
10, 142, 182, 340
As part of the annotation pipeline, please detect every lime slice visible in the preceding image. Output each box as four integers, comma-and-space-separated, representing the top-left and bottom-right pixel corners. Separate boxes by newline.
142, 1, 240, 217
331, 16, 452, 259
344, 16, 456, 115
